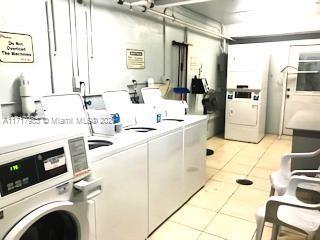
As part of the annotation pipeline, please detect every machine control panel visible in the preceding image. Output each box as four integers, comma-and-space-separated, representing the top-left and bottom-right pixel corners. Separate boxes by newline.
227, 91, 260, 101
0, 148, 67, 197
235, 92, 252, 99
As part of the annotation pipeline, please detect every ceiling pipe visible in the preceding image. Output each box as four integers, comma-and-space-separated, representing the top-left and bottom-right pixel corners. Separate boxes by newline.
116, 0, 233, 41
155, 0, 214, 8
148, 9, 233, 41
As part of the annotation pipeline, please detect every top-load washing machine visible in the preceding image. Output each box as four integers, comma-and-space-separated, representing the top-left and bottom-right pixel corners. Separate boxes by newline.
141, 87, 208, 205
102, 89, 185, 235
40, 93, 150, 240
0, 124, 101, 240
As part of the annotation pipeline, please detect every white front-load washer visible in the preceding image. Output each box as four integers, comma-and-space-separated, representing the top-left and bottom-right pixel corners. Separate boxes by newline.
0, 126, 101, 240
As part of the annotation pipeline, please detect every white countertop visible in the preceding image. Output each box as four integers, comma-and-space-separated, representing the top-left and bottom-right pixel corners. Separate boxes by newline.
287, 111, 320, 132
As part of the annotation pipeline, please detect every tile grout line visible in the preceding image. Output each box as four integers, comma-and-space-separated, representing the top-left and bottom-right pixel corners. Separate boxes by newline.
204, 137, 278, 240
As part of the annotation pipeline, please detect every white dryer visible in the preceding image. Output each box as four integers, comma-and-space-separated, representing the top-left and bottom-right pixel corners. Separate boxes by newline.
0, 126, 102, 240
225, 90, 267, 143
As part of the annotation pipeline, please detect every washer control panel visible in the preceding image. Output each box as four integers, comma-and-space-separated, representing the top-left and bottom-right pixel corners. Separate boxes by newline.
0, 148, 67, 197
227, 91, 260, 101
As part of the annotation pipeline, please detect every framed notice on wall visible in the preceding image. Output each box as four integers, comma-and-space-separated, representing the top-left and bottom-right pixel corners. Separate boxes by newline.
0, 31, 34, 63
126, 49, 145, 69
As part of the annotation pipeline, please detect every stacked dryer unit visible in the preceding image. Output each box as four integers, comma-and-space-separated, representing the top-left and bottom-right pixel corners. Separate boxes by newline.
225, 44, 269, 143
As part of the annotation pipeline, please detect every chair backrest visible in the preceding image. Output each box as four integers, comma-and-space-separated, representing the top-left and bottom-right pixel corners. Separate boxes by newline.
280, 148, 320, 178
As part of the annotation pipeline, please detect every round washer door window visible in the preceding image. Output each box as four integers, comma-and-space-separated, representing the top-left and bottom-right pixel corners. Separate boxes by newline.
20, 211, 78, 240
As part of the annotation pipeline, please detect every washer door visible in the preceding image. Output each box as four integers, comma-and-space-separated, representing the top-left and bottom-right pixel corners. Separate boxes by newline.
4, 201, 95, 240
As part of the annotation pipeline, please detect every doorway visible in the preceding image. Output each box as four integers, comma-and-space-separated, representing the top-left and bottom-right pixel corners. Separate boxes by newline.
282, 44, 320, 135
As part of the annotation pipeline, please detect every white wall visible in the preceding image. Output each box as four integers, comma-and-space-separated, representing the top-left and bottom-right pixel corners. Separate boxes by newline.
0, 0, 52, 103
89, 2, 224, 99
0, 0, 224, 118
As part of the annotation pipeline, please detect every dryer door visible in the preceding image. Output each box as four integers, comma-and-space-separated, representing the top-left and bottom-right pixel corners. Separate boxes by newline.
227, 101, 258, 126
4, 201, 95, 240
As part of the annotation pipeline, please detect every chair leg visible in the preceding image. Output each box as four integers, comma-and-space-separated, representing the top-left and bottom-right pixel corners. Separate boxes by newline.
255, 218, 265, 240
269, 186, 275, 196
271, 224, 279, 240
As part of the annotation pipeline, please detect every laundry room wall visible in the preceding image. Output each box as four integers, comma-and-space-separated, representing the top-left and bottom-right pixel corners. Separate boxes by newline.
88, 1, 225, 110
0, 0, 224, 123
0, 0, 53, 106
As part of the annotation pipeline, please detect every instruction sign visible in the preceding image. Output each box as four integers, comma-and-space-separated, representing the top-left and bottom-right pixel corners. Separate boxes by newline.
190, 56, 200, 72
126, 49, 145, 69
0, 32, 34, 63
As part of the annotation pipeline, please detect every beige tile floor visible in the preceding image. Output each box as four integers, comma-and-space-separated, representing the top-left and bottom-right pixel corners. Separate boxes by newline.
149, 134, 309, 240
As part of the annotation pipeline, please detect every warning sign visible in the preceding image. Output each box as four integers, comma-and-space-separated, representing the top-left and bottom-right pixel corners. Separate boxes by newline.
126, 49, 145, 69
0, 32, 34, 63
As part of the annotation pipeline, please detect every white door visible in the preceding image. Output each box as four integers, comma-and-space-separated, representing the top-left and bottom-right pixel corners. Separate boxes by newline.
283, 45, 320, 135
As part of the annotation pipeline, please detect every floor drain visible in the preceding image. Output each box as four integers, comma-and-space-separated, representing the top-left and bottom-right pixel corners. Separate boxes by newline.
236, 179, 253, 185
206, 149, 214, 156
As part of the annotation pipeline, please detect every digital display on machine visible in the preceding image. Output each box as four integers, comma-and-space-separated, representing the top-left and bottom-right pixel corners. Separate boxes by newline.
0, 148, 67, 197
235, 92, 252, 99
9, 164, 21, 172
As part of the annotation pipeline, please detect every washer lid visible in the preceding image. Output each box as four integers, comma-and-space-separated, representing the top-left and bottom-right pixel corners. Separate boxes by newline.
102, 90, 136, 127
41, 93, 92, 136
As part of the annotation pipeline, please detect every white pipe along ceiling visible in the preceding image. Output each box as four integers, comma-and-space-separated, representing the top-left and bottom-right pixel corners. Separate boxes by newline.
117, 0, 234, 40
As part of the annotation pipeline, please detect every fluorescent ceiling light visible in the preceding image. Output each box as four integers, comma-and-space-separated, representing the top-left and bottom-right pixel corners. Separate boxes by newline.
155, 0, 214, 7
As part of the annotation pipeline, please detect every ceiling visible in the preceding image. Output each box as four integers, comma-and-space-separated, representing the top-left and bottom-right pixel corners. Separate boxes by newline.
183, 0, 320, 25
184, 0, 241, 24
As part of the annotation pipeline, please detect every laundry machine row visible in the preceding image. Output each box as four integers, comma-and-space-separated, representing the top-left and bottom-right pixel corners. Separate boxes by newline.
40, 92, 207, 240
0, 125, 102, 239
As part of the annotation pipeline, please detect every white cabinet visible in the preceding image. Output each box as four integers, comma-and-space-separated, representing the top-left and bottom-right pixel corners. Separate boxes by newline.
92, 144, 148, 240
148, 129, 184, 234
183, 121, 207, 201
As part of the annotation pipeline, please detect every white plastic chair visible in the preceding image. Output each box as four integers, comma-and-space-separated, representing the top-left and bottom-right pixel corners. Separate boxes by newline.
270, 148, 320, 196
256, 175, 320, 240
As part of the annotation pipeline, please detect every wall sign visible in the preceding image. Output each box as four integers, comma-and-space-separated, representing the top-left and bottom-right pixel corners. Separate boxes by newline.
126, 49, 145, 69
190, 56, 200, 72
0, 32, 34, 63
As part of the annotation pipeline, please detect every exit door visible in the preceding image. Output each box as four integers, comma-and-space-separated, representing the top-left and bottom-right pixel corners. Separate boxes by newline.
283, 45, 320, 135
